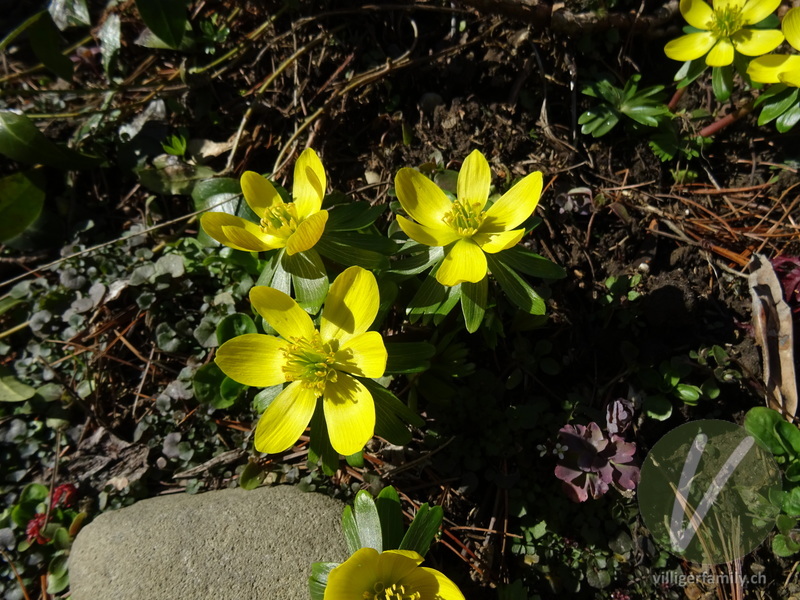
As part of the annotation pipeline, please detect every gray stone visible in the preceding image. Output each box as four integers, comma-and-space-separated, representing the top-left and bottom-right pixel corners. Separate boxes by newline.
69, 485, 348, 600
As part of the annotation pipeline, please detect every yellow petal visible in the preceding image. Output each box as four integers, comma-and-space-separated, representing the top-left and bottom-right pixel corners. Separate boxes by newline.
679, 0, 713, 30
741, 0, 781, 26
435, 239, 487, 286
731, 28, 784, 56
320, 266, 379, 343
249, 286, 315, 340
747, 54, 793, 82
253, 381, 316, 454
215, 334, 288, 387
664, 32, 717, 62
457, 150, 491, 212
473, 228, 525, 253
285, 209, 328, 255
394, 168, 454, 230
323, 373, 375, 456
706, 38, 735, 66
783, 7, 800, 51
779, 66, 800, 87
292, 148, 326, 219
334, 331, 387, 378
240, 171, 281, 218
377, 550, 425, 585
399, 567, 465, 600
201, 212, 276, 252
324, 548, 380, 600
481, 171, 542, 232
396, 215, 461, 247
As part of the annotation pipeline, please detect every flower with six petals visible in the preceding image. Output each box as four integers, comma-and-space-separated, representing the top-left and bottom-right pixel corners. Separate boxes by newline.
748, 7, 800, 86
324, 547, 465, 600
201, 148, 329, 255
394, 149, 543, 287
215, 266, 386, 456
664, 0, 784, 67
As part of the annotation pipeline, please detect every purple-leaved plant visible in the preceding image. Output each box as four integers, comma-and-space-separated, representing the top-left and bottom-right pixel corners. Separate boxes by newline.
771, 255, 800, 314
554, 421, 639, 502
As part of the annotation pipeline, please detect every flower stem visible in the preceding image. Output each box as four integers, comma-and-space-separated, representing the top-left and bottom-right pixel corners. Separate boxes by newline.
698, 100, 755, 138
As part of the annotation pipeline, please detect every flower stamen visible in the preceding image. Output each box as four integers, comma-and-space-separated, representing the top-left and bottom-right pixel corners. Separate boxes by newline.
370, 582, 422, 600
260, 203, 299, 237
443, 200, 484, 237
281, 333, 337, 394
711, 6, 743, 38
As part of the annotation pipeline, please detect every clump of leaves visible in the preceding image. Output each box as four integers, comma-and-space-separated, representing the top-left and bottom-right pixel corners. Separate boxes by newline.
771, 255, 800, 312
554, 422, 639, 503
579, 74, 671, 138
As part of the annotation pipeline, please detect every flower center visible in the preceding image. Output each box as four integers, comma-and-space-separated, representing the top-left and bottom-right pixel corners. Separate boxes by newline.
260, 203, 299, 237
281, 333, 337, 394
443, 200, 484, 237
364, 582, 421, 600
711, 6, 743, 38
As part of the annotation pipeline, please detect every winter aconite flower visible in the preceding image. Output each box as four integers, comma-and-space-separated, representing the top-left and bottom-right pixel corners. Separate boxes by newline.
394, 149, 542, 286
201, 148, 328, 254
748, 7, 800, 86
324, 548, 465, 600
664, 0, 784, 67
215, 266, 386, 456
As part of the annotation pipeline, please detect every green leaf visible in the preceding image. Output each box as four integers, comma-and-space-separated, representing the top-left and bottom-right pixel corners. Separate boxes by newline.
49, 0, 91, 29
98, 13, 122, 77
342, 506, 360, 555
461, 276, 487, 333
192, 362, 228, 407
137, 156, 215, 195
787, 461, 800, 483
783, 487, 800, 516
675, 383, 701, 405
0, 110, 100, 169
496, 246, 566, 280
773, 533, 800, 557
399, 504, 443, 556
487, 254, 545, 314
326, 202, 386, 231
353, 490, 383, 552
711, 65, 733, 102
21, 482, 49, 503
29, 12, 73, 80
776, 419, 800, 459
389, 245, 444, 277
282, 249, 329, 313
252, 385, 283, 414
757, 87, 798, 125
316, 236, 389, 270
239, 460, 267, 490
361, 378, 423, 445
135, 0, 188, 49
46, 563, 70, 594
376, 486, 405, 551
0, 365, 36, 402
776, 102, 800, 133
744, 407, 787, 456
309, 562, 338, 600
308, 400, 339, 476
216, 313, 257, 345
643, 394, 672, 421
0, 171, 45, 242
385, 342, 436, 374
675, 59, 708, 88
52, 527, 71, 551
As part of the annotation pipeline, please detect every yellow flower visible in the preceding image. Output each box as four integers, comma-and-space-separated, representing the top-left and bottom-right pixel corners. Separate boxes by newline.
748, 7, 800, 86
201, 148, 329, 255
215, 266, 387, 456
394, 149, 542, 287
324, 548, 465, 600
664, 0, 784, 67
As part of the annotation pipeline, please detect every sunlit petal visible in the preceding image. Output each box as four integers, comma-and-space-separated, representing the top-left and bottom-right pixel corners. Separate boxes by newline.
731, 28, 783, 56
334, 332, 387, 378
457, 149, 491, 212
481, 171, 542, 232
320, 266, 379, 343
400, 568, 466, 600
394, 168, 454, 229
292, 148, 326, 219
396, 215, 461, 247
377, 550, 425, 585
249, 286, 315, 340
323, 373, 375, 456
201, 212, 276, 252
705, 38, 735, 66
779, 65, 800, 87
747, 54, 794, 82
679, 0, 714, 30
436, 239, 487, 286
241, 171, 281, 218
324, 548, 379, 600
664, 32, 717, 62
473, 228, 525, 253
741, 0, 781, 26
285, 210, 328, 255
215, 334, 288, 387
783, 7, 800, 51
253, 381, 316, 454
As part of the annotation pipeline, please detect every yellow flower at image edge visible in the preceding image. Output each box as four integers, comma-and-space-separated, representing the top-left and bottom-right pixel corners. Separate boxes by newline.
395, 149, 542, 287
201, 148, 329, 255
748, 7, 800, 86
664, 0, 784, 67
324, 548, 465, 600
215, 266, 387, 456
